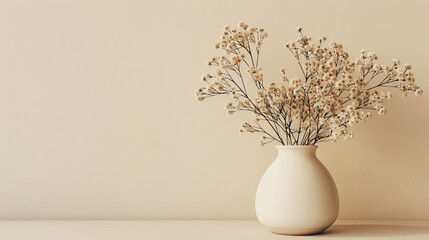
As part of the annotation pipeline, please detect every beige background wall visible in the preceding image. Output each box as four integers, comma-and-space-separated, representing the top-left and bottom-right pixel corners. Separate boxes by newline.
0, 0, 428, 220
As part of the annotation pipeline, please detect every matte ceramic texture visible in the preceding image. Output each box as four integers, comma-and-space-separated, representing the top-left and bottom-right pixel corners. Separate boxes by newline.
255, 145, 339, 235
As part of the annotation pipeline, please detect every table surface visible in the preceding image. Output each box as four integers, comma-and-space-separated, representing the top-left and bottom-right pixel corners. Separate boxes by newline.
0, 220, 428, 240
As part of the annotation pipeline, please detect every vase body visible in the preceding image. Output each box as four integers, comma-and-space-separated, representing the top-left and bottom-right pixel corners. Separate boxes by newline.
255, 145, 339, 235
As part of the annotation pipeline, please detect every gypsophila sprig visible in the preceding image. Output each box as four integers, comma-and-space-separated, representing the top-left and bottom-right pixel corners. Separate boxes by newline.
195, 22, 423, 146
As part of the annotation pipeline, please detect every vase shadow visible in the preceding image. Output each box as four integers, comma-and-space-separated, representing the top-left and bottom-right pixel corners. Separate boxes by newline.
313, 224, 429, 238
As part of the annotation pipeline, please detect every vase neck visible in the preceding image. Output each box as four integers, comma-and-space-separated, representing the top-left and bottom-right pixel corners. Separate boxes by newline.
276, 145, 318, 159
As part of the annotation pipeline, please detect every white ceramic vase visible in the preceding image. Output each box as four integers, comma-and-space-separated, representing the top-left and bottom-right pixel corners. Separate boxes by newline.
255, 145, 339, 235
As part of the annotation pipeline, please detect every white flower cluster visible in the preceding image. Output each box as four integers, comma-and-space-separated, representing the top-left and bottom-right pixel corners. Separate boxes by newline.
196, 22, 423, 146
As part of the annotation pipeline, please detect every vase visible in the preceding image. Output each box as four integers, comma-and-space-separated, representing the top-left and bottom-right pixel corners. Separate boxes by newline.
255, 145, 339, 235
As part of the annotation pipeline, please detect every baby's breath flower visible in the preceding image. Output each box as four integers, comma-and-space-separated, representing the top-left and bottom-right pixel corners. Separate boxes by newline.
373, 63, 381, 72
346, 105, 355, 112
415, 88, 423, 96
319, 36, 327, 42
197, 22, 422, 146
386, 92, 392, 99
392, 58, 400, 65
404, 63, 412, 69
259, 138, 265, 147
238, 21, 248, 30
240, 122, 255, 132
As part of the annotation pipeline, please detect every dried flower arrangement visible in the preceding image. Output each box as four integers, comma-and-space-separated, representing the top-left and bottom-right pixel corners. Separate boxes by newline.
195, 22, 423, 146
